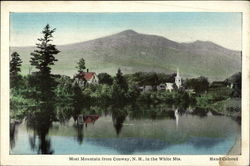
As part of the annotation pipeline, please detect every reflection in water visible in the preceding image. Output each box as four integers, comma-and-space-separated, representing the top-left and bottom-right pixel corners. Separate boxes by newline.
26, 103, 55, 154
89, 138, 170, 154
10, 121, 20, 149
175, 109, 179, 129
10, 103, 241, 155
29, 133, 37, 151
83, 115, 99, 128
111, 107, 128, 136
88, 136, 227, 154
190, 107, 208, 117
77, 114, 100, 128
188, 137, 226, 149
73, 123, 84, 144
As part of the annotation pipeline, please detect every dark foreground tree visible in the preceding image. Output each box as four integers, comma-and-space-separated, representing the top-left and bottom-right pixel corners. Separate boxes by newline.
10, 52, 22, 88
30, 24, 60, 100
30, 24, 60, 76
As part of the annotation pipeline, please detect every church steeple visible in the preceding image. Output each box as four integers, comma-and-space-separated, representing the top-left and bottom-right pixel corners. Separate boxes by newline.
175, 68, 182, 89
177, 68, 180, 77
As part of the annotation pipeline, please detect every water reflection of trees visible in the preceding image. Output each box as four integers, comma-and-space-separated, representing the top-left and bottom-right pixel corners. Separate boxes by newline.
26, 103, 55, 154
10, 121, 20, 150
107, 104, 183, 136
128, 104, 177, 120
11, 97, 239, 154
110, 105, 128, 136
73, 123, 84, 144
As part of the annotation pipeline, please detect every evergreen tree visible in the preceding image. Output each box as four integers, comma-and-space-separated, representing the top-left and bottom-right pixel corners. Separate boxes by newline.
76, 58, 86, 73
30, 24, 60, 76
10, 52, 22, 77
112, 68, 128, 102
10, 52, 22, 88
29, 24, 60, 100
114, 68, 128, 91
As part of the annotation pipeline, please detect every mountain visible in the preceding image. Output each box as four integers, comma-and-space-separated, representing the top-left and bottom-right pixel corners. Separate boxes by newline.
10, 29, 241, 80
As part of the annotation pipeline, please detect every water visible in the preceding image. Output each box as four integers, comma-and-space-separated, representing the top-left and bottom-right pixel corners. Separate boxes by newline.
10, 106, 240, 155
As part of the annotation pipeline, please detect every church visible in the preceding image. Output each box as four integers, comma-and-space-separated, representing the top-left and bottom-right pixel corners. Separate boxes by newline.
165, 68, 182, 91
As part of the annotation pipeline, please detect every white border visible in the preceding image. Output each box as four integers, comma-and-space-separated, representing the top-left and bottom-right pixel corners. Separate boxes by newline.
1, 1, 249, 166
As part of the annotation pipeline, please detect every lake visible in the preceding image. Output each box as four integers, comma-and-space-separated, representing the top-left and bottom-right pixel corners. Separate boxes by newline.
10, 105, 240, 155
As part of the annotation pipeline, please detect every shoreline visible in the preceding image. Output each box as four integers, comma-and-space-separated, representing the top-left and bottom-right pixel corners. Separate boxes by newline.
227, 135, 241, 155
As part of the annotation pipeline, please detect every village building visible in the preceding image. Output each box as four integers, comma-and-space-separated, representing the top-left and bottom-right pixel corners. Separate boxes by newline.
165, 83, 174, 92
139, 85, 154, 93
138, 68, 183, 93
73, 69, 98, 87
210, 81, 227, 89
157, 84, 166, 91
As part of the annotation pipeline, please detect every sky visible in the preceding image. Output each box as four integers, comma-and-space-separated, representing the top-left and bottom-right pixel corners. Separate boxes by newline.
10, 12, 242, 50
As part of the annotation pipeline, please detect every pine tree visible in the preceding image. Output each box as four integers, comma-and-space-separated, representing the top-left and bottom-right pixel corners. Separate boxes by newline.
10, 52, 22, 77
114, 68, 128, 91
112, 68, 128, 102
30, 24, 60, 76
29, 24, 60, 100
10, 52, 22, 88
76, 58, 86, 73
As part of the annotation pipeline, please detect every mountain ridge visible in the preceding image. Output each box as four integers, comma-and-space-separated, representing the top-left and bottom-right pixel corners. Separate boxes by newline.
10, 29, 241, 81
57, 30, 240, 52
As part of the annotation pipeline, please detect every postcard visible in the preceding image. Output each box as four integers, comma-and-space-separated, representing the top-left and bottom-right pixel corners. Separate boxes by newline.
1, 1, 249, 166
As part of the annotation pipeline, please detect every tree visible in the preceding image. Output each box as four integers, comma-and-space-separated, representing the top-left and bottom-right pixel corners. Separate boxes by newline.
112, 68, 128, 102
29, 24, 60, 100
76, 58, 86, 73
97, 73, 113, 85
225, 72, 241, 97
114, 68, 128, 91
184, 76, 209, 93
30, 24, 60, 76
10, 52, 23, 88
10, 52, 22, 77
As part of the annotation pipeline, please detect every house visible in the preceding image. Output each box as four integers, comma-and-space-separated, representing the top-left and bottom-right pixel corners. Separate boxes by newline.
73, 69, 98, 87
157, 84, 166, 91
210, 81, 226, 88
165, 83, 174, 92
83, 72, 98, 84
139, 85, 153, 93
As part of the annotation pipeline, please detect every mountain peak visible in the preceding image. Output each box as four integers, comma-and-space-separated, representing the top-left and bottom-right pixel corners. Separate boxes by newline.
194, 40, 213, 44
118, 29, 138, 35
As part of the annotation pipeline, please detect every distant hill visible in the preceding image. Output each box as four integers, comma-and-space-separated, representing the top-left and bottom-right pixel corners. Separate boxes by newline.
10, 29, 241, 81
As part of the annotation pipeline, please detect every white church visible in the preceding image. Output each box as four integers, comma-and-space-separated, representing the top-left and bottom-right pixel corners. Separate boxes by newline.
165, 68, 182, 91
